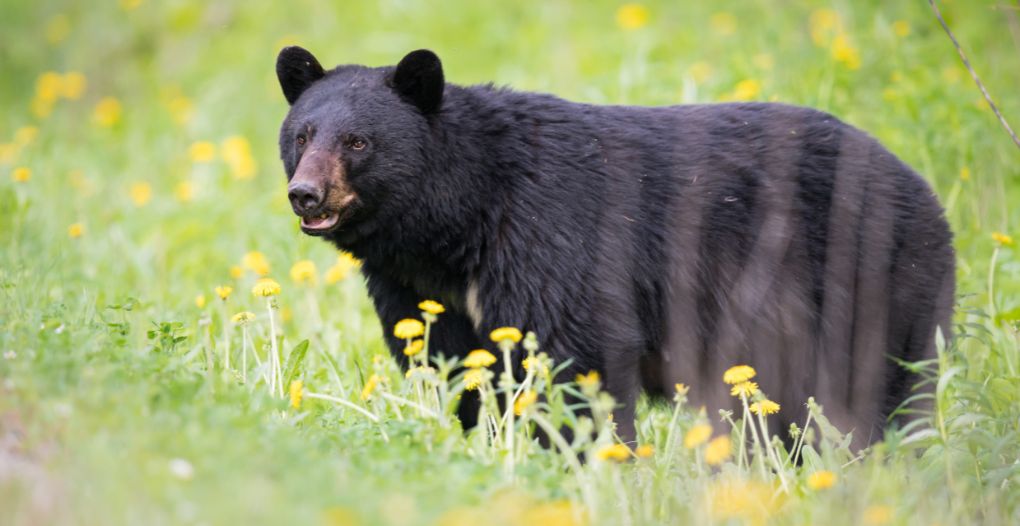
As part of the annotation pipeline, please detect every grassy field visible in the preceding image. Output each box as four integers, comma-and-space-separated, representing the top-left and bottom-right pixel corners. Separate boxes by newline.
2, 0, 1018, 524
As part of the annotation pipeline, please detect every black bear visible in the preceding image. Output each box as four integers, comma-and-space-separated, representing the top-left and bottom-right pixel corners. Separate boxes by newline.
275, 47, 955, 448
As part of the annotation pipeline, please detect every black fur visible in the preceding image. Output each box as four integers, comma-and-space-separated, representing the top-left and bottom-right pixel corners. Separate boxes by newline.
276, 48, 955, 448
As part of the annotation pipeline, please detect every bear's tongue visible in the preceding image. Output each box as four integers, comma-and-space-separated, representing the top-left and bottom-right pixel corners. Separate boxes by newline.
301, 212, 340, 230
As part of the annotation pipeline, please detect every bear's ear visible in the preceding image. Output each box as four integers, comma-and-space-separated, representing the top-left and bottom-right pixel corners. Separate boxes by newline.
391, 49, 444, 114
276, 46, 326, 105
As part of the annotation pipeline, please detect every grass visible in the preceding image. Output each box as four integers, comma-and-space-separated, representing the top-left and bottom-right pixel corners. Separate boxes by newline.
1, 0, 1018, 524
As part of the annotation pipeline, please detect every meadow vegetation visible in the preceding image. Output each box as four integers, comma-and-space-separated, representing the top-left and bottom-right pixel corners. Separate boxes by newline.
1, 1, 1018, 524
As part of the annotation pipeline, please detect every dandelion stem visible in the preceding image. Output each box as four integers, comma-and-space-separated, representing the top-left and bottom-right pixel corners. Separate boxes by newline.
266, 298, 282, 397
737, 407, 749, 469
756, 410, 789, 492
241, 326, 249, 384
988, 247, 999, 320
788, 411, 813, 466
378, 391, 440, 419
500, 342, 516, 479
304, 392, 380, 422
529, 412, 596, 514
422, 319, 432, 371
221, 304, 231, 373
611, 462, 633, 526
740, 393, 768, 479
662, 398, 684, 469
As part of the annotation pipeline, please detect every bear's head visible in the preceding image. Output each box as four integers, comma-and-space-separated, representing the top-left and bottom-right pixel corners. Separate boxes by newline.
276, 47, 445, 246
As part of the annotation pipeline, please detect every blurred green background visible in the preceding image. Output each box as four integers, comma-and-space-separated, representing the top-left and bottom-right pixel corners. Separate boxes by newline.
1, 0, 1018, 524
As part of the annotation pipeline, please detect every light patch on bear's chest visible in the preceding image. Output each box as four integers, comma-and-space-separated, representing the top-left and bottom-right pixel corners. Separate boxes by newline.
466, 280, 484, 329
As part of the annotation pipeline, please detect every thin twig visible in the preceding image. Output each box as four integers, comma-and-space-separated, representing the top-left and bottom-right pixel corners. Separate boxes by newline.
929, 0, 1020, 149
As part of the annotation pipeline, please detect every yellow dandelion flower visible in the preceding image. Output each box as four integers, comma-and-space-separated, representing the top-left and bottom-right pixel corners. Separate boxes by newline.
195, 294, 206, 308
289, 380, 303, 409
521, 500, 584, 526
809, 8, 841, 46
576, 370, 601, 390
684, 423, 713, 449
635, 444, 654, 458
723, 365, 756, 384
710, 12, 737, 36
393, 318, 425, 339
252, 278, 281, 297
418, 299, 445, 315
12, 167, 32, 183
464, 349, 497, 368
343, 251, 361, 267
753, 53, 774, 71
522, 356, 549, 375
361, 374, 381, 400
959, 166, 971, 181
992, 231, 1014, 246
675, 383, 689, 395
615, 4, 649, 31
129, 182, 152, 206
942, 66, 962, 84
463, 368, 485, 391
241, 251, 271, 276
323, 265, 348, 284
807, 470, 838, 490
174, 181, 195, 202
30, 97, 54, 118
221, 136, 257, 180
188, 141, 217, 163
14, 127, 38, 148
730, 79, 761, 101
45, 14, 71, 45
229, 265, 244, 279
35, 72, 63, 103
489, 327, 523, 344
831, 33, 861, 70
324, 252, 360, 284
403, 339, 424, 357
892, 20, 910, 38
687, 61, 713, 84
863, 505, 893, 525
704, 435, 732, 465
164, 92, 193, 125
231, 311, 255, 324
708, 478, 783, 523
93, 97, 122, 127
750, 399, 781, 415
69, 170, 89, 191
214, 285, 233, 300
289, 259, 318, 285
595, 443, 631, 462
67, 222, 84, 238
730, 381, 759, 398
514, 390, 538, 415
60, 72, 86, 100
0, 143, 17, 164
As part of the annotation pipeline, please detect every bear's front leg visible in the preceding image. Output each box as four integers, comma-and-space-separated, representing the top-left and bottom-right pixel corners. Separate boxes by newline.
473, 271, 643, 446
363, 270, 484, 429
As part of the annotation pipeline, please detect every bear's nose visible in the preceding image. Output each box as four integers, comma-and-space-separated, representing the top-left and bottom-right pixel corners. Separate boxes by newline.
288, 182, 325, 215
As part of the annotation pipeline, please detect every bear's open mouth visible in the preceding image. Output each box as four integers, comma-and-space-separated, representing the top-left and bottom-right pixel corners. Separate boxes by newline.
300, 212, 341, 234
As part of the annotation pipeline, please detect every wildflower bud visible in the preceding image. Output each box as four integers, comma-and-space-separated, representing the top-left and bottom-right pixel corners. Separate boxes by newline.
522, 331, 539, 353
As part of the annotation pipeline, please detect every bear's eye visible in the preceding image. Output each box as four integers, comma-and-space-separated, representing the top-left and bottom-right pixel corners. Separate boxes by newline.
296, 134, 306, 146
349, 138, 367, 151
